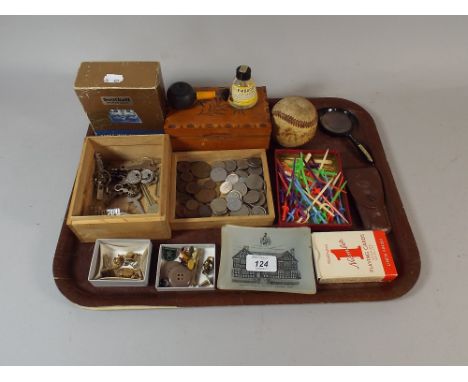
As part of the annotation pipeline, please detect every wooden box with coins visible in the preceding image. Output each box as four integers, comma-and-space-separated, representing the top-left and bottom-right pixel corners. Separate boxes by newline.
66, 134, 172, 242
170, 149, 275, 230
155, 244, 216, 291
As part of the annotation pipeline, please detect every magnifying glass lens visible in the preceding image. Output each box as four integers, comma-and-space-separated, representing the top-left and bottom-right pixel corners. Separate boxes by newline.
320, 111, 353, 134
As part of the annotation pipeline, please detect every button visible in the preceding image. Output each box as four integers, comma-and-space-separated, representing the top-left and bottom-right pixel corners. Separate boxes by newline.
160, 261, 180, 280
167, 264, 192, 287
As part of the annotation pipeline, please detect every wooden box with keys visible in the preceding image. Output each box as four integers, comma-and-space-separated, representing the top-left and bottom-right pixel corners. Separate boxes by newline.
170, 148, 275, 230
66, 134, 172, 242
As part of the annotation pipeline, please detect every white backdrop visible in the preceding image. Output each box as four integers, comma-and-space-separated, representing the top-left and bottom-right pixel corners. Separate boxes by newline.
0, 16, 467, 365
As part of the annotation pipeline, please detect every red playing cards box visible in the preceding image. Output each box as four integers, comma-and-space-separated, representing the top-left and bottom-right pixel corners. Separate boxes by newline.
311, 230, 397, 283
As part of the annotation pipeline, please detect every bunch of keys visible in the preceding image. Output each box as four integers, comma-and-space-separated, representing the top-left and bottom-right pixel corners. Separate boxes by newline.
94, 153, 111, 201
114, 170, 159, 214
93, 154, 161, 215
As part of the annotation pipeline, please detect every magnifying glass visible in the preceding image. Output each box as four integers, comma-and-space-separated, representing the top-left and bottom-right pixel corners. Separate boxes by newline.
319, 108, 374, 164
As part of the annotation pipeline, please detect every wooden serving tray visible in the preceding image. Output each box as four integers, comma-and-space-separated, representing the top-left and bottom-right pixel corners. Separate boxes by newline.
53, 97, 421, 309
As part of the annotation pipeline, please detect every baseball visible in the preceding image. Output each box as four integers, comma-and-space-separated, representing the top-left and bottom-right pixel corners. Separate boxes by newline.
272, 96, 318, 147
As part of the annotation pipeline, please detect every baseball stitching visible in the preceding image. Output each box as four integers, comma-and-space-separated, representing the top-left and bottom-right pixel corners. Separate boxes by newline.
272, 110, 315, 129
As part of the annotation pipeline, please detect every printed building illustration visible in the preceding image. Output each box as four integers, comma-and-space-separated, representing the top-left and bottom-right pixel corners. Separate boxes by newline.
231, 246, 301, 282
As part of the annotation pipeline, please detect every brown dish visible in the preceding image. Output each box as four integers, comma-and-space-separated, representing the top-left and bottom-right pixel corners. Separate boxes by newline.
53, 97, 421, 309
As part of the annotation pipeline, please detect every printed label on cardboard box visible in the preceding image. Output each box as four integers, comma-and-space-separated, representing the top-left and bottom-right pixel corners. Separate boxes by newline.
103, 73, 124, 83
101, 96, 134, 105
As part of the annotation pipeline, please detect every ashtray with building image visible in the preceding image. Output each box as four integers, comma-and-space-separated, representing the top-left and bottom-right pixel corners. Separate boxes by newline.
231, 246, 301, 285
217, 225, 317, 294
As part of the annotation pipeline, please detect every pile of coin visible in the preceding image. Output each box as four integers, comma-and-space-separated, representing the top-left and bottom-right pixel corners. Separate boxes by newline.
176, 157, 268, 218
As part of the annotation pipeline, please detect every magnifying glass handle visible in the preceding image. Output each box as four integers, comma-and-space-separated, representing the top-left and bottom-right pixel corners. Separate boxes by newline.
347, 134, 374, 164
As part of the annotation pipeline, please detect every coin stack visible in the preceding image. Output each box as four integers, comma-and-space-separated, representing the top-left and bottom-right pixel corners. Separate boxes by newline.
176, 157, 268, 218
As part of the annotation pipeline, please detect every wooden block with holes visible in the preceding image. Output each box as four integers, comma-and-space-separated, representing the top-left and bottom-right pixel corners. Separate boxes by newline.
66, 134, 172, 243
170, 149, 275, 230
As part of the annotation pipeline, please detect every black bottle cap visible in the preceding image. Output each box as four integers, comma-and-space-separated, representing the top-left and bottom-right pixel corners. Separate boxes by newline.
236, 65, 251, 81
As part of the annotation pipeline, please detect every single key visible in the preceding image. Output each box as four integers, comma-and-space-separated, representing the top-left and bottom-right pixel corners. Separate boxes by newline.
125, 169, 142, 185
140, 183, 159, 213
127, 193, 144, 214
140, 168, 155, 184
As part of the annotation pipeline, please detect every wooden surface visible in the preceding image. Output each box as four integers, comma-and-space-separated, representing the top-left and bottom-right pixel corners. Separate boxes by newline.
53, 97, 421, 309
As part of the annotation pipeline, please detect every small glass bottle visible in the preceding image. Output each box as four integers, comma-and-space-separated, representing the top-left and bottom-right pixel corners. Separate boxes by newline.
228, 65, 258, 109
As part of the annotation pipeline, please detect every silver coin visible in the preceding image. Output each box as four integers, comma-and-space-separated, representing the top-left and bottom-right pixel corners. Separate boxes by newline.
253, 192, 266, 206
236, 158, 249, 170
220, 181, 232, 195
227, 189, 243, 200
233, 182, 248, 196
248, 166, 263, 176
251, 206, 267, 215
227, 198, 242, 212
229, 204, 250, 216
235, 169, 249, 178
243, 190, 260, 204
210, 167, 227, 182
245, 174, 264, 190
247, 157, 262, 168
226, 173, 239, 185
210, 198, 227, 215
238, 176, 247, 184
224, 160, 237, 172
212, 161, 226, 169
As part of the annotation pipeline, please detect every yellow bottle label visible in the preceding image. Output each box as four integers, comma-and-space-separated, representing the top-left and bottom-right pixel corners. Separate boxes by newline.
230, 84, 258, 108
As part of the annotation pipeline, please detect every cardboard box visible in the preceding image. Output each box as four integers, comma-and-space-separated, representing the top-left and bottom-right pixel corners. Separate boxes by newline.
74, 62, 166, 135
88, 239, 152, 287
155, 244, 216, 291
311, 230, 398, 283
164, 87, 272, 151
66, 134, 172, 243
